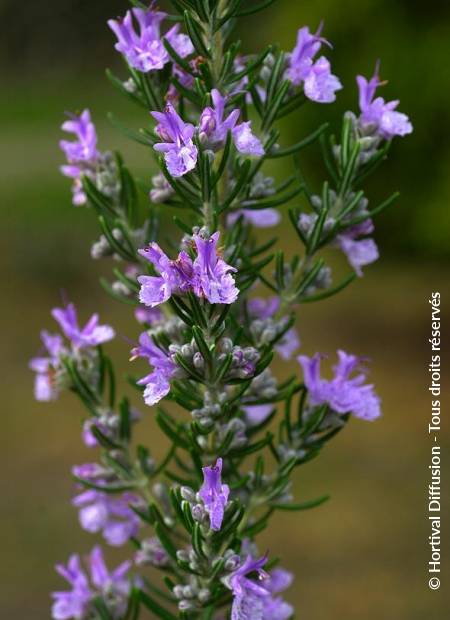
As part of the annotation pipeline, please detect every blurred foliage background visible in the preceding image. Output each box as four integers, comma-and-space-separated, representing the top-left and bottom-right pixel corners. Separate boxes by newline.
1, 0, 449, 618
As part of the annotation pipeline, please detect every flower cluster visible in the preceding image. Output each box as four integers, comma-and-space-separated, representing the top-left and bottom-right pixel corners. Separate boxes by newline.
30, 303, 114, 401
108, 7, 193, 73
60, 110, 99, 205
298, 350, 381, 421
32, 2, 413, 619
138, 231, 239, 307
153, 94, 264, 178
52, 547, 130, 620
286, 25, 342, 103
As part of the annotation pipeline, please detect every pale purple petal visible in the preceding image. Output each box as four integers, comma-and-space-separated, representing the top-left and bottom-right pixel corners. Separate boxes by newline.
298, 351, 381, 420
193, 232, 239, 304
337, 235, 379, 276
276, 327, 301, 360
232, 122, 264, 156
243, 404, 273, 427
357, 63, 413, 139
303, 56, 342, 103
199, 458, 230, 531
228, 208, 281, 228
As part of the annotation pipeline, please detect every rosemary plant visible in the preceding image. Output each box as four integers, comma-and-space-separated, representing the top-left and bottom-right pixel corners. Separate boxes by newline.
30, 1, 412, 619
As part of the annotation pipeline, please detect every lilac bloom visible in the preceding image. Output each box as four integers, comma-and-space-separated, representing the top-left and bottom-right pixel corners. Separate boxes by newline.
108, 8, 193, 73
82, 420, 99, 448
60, 110, 99, 206
52, 303, 115, 349
72, 462, 109, 481
29, 330, 65, 401
138, 242, 194, 307
192, 232, 239, 304
298, 350, 381, 420
89, 546, 131, 605
227, 208, 280, 228
138, 233, 239, 306
134, 306, 163, 325
167, 64, 195, 102
73, 490, 141, 546
263, 568, 294, 620
243, 404, 273, 427
199, 89, 264, 156
357, 62, 413, 139
248, 296, 280, 320
199, 458, 230, 531
232, 121, 265, 156
52, 547, 131, 620
151, 104, 198, 177
336, 219, 379, 276
131, 332, 177, 405
52, 554, 92, 620
276, 327, 301, 361
286, 25, 342, 103
303, 55, 342, 104
226, 555, 271, 620
199, 89, 240, 148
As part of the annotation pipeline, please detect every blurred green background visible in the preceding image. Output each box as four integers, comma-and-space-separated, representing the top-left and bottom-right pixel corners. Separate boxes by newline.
1, 0, 449, 618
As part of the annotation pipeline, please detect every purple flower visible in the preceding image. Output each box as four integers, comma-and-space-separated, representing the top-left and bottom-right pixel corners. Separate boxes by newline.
357, 62, 413, 139
262, 568, 294, 620
199, 458, 230, 531
199, 89, 264, 156
52, 553, 92, 620
73, 490, 141, 546
138, 233, 239, 306
52, 546, 131, 620
336, 219, 379, 276
192, 232, 239, 304
60, 110, 98, 205
227, 208, 281, 228
138, 242, 194, 307
134, 306, 163, 325
276, 327, 301, 361
131, 332, 177, 405
243, 404, 273, 427
225, 555, 294, 620
232, 121, 265, 156
152, 104, 198, 177
52, 303, 115, 349
199, 89, 240, 147
298, 350, 381, 420
226, 555, 270, 620
167, 64, 195, 102
108, 7, 193, 73
248, 296, 280, 319
286, 25, 342, 103
29, 330, 65, 401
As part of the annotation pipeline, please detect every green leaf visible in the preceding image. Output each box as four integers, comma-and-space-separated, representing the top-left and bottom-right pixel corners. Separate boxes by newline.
235, 0, 278, 16
268, 123, 328, 158
183, 11, 210, 58
105, 68, 147, 109
119, 397, 131, 442
273, 494, 330, 511
107, 112, 152, 146
156, 411, 190, 449
263, 80, 290, 131
219, 159, 251, 212
155, 523, 179, 561
300, 272, 356, 303
139, 590, 178, 620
